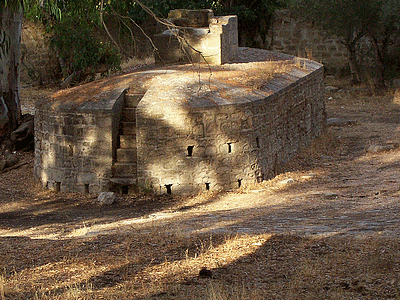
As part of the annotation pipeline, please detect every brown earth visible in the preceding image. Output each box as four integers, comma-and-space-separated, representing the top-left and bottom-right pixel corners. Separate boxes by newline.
0, 77, 400, 299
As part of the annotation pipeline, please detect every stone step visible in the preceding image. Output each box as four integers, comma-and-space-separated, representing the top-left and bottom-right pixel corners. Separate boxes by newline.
119, 135, 137, 149
120, 121, 136, 135
116, 148, 137, 162
125, 94, 144, 108
122, 108, 136, 122
112, 162, 137, 177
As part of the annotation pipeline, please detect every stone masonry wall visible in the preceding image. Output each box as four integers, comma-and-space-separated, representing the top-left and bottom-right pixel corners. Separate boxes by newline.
136, 59, 324, 195
34, 89, 126, 194
268, 9, 348, 72
34, 50, 324, 195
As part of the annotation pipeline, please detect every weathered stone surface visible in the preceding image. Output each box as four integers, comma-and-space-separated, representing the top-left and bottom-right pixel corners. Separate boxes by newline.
96, 192, 116, 205
154, 12, 237, 65
119, 135, 137, 149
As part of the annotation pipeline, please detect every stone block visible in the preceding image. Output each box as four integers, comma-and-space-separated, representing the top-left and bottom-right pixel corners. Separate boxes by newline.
119, 135, 137, 149
122, 108, 136, 122
125, 94, 143, 107
120, 122, 136, 135
112, 162, 137, 177
117, 148, 137, 162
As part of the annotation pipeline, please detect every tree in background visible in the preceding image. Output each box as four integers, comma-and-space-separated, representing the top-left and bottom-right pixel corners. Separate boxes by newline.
291, 0, 400, 90
212, 0, 286, 48
290, 0, 375, 84
366, 0, 400, 90
26, 0, 121, 83
0, 0, 23, 142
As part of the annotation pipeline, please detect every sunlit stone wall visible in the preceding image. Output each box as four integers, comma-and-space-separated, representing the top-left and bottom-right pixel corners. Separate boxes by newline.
136, 59, 325, 195
34, 91, 125, 193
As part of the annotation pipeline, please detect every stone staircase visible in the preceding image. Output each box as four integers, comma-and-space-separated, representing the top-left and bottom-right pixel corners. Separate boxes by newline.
111, 93, 143, 194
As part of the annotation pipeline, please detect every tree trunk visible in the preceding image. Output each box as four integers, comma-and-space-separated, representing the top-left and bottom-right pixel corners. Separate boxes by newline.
345, 43, 361, 84
0, 6, 22, 142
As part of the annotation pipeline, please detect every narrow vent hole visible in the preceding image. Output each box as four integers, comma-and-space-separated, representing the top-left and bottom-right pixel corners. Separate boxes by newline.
121, 185, 129, 194
84, 184, 90, 194
238, 179, 242, 188
165, 184, 172, 194
205, 183, 210, 191
55, 182, 61, 192
187, 145, 194, 157
256, 137, 260, 148
227, 143, 232, 153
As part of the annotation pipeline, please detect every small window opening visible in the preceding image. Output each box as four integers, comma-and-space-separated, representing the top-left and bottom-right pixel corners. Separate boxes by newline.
187, 145, 194, 157
121, 185, 129, 195
227, 143, 232, 153
205, 182, 210, 191
256, 137, 260, 149
165, 184, 172, 194
84, 184, 90, 194
55, 182, 61, 192
238, 179, 242, 188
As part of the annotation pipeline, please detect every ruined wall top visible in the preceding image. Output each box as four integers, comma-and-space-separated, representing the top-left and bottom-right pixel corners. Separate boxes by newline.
167, 9, 214, 28
154, 9, 238, 65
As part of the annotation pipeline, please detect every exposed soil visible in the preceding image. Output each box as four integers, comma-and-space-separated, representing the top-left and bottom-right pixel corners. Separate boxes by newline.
0, 77, 400, 299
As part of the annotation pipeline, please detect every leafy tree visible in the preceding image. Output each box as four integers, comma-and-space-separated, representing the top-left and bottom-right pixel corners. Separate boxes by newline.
290, 0, 376, 84
366, 0, 400, 90
291, 0, 400, 89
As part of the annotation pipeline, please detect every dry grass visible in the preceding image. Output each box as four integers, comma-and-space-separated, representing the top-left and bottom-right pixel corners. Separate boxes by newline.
1, 232, 399, 299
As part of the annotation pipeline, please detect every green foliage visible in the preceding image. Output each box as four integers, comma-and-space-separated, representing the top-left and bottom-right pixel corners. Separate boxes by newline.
292, 0, 400, 88
50, 14, 120, 77
119, 0, 286, 47
19, 0, 287, 82
214, 0, 286, 47
24, 0, 121, 81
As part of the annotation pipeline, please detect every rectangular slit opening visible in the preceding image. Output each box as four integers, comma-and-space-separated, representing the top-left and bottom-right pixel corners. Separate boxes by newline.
55, 182, 61, 192
205, 182, 210, 191
121, 185, 129, 195
256, 137, 260, 148
227, 143, 232, 153
84, 184, 90, 194
165, 184, 172, 194
187, 145, 194, 157
238, 179, 242, 188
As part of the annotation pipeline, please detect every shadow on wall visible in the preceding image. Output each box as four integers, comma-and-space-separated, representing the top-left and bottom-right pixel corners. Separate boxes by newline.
135, 64, 325, 195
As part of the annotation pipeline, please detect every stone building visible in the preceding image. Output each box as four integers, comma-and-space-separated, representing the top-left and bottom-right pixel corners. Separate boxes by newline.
34, 10, 325, 195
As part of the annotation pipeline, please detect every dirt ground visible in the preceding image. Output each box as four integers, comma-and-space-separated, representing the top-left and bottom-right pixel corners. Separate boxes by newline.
0, 77, 400, 299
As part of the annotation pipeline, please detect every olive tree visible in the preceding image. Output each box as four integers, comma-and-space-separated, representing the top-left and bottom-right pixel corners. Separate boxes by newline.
291, 0, 376, 84
366, 0, 400, 90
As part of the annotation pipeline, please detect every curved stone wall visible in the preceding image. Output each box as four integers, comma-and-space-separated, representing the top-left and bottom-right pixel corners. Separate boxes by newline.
34, 49, 325, 195
136, 58, 324, 194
